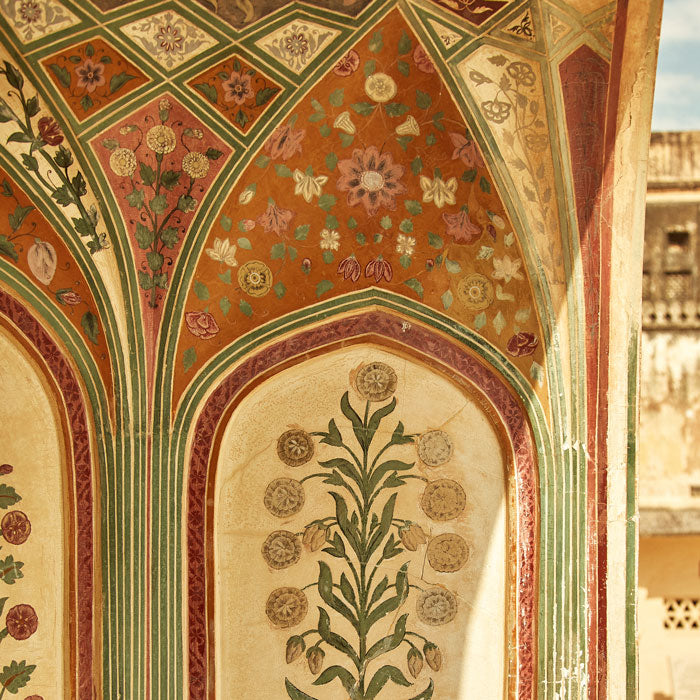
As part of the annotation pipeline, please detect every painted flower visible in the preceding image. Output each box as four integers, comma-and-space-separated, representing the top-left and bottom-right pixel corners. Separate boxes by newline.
182, 151, 209, 179
75, 59, 105, 94
222, 71, 253, 105
27, 239, 56, 285
266, 587, 308, 628
395, 116, 420, 136
38, 116, 63, 146
413, 44, 435, 73
302, 523, 328, 552
442, 209, 482, 244
333, 111, 356, 135
159, 98, 172, 111
146, 125, 176, 154
185, 311, 220, 339
307, 647, 325, 675
365, 255, 392, 283
56, 289, 82, 305
156, 25, 183, 53
286, 636, 305, 663
257, 203, 294, 235
319, 228, 340, 250
482, 99, 511, 124
489, 213, 506, 229
19, 0, 41, 23
396, 234, 416, 256
265, 124, 305, 160
407, 648, 423, 678
424, 643, 442, 671
109, 147, 137, 177
364, 73, 397, 103
399, 523, 427, 551
6, 604, 38, 640
449, 132, 485, 168
457, 273, 494, 310
333, 50, 360, 76
285, 33, 309, 57
0, 465, 13, 476
337, 254, 360, 282
420, 174, 458, 209
292, 169, 328, 203
492, 254, 523, 283
525, 133, 548, 152
301, 258, 312, 274
1, 511, 30, 545
356, 361, 397, 401
507, 332, 538, 357
507, 61, 536, 86
238, 260, 273, 297
336, 146, 406, 217
205, 237, 237, 266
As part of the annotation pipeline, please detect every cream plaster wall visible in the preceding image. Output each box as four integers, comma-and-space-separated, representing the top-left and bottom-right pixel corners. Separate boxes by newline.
0, 327, 66, 697
214, 345, 508, 699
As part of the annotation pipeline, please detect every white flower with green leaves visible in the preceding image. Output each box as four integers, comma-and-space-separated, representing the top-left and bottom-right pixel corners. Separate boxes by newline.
492, 254, 523, 283
205, 237, 238, 267
419, 174, 458, 209
293, 169, 328, 203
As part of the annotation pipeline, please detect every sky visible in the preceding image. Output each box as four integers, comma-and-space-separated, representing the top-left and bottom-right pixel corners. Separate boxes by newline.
652, 0, 700, 131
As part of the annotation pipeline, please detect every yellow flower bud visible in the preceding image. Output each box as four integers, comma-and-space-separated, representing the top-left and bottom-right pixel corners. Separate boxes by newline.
307, 647, 325, 675
424, 643, 442, 671
407, 648, 423, 678
286, 635, 305, 663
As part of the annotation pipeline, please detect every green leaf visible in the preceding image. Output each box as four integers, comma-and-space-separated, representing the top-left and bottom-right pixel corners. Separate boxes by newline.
322, 250, 334, 264
271, 242, 286, 259
340, 391, 367, 450
0, 556, 23, 585
294, 224, 309, 240
160, 227, 178, 248
126, 187, 145, 209
1, 181, 12, 197
255, 86, 278, 106
255, 154, 270, 168
426, 132, 437, 146
0, 485, 20, 509
0, 236, 17, 262
237, 237, 252, 250
80, 94, 93, 112
515, 307, 531, 324
21, 154, 38, 172
493, 310, 506, 335
183, 347, 196, 372
397, 60, 410, 77
274, 281, 286, 298
367, 397, 396, 438
444, 258, 461, 274
71, 172, 87, 197
25, 96, 39, 118
0, 660, 36, 693
432, 111, 445, 131
239, 299, 253, 316
206, 148, 223, 160
318, 560, 359, 630
339, 572, 356, 607
316, 606, 360, 665
403, 200, 422, 216
274, 163, 293, 178
138, 270, 154, 291
319, 124, 331, 137
3, 63, 23, 91
428, 232, 443, 248
218, 269, 232, 284
410, 680, 435, 699
8, 204, 32, 231
194, 280, 209, 300
285, 678, 320, 700
399, 218, 413, 234
146, 251, 164, 271
329, 88, 344, 107
54, 145, 73, 168
194, 82, 218, 103
504, 231, 515, 246
220, 215, 232, 231
416, 90, 432, 109
85, 42, 94, 57
365, 665, 411, 699
134, 223, 154, 249
363, 59, 376, 77
474, 311, 487, 329
161, 170, 181, 191
398, 31, 412, 54
367, 493, 397, 557
462, 168, 477, 182
480, 176, 491, 193
140, 162, 156, 187
356, 232, 366, 245
150, 194, 168, 215
384, 102, 409, 117
81, 311, 99, 345
48, 63, 71, 88
318, 194, 336, 211
339, 132, 354, 148
109, 72, 136, 94
404, 278, 424, 299
368, 576, 389, 609
441, 289, 453, 310
325, 152, 338, 171
477, 245, 494, 260
351, 102, 375, 116
0, 598, 8, 617
311, 666, 356, 692
368, 30, 384, 53
6, 132, 32, 145
366, 614, 408, 661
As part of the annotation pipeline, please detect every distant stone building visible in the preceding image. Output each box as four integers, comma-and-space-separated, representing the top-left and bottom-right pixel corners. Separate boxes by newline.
640, 131, 700, 700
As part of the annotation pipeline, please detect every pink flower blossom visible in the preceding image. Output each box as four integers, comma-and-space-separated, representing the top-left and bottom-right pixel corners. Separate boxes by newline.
507, 332, 539, 357
256, 203, 294, 235
413, 45, 435, 73
449, 132, 485, 168
222, 71, 253, 105
442, 209, 482, 244
75, 59, 105, 93
185, 311, 219, 340
333, 50, 360, 77
365, 256, 392, 283
337, 255, 361, 282
264, 124, 305, 160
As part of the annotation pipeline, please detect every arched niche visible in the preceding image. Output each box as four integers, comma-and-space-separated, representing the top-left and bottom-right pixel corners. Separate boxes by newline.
215, 344, 508, 698
186, 310, 538, 700
0, 291, 96, 699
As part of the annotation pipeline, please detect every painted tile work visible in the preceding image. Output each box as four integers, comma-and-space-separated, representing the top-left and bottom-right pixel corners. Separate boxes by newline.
0, 0, 659, 698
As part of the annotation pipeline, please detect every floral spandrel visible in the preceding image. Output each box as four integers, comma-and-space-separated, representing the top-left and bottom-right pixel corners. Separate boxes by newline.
43, 38, 147, 119
190, 55, 281, 134
99, 97, 225, 308
0, 462, 42, 697
261, 362, 471, 699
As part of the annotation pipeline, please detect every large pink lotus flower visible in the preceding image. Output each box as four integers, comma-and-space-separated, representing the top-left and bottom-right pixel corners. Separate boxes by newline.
333, 50, 360, 77
413, 45, 435, 73
185, 311, 219, 340
75, 59, 105, 93
336, 146, 406, 217
264, 124, 306, 160
442, 209, 482, 244
365, 256, 393, 283
449, 132, 485, 168
256, 202, 294, 235
222, 71, 253, 105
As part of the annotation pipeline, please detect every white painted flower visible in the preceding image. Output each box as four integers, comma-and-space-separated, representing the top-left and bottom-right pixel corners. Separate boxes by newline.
333, 111, 356, 135
239, 187, 255, 205
395, 116, 420, 136
419, 175, 458, 209
205, 237, 238, 267
491, 254, 523, 283
320, 228, 340, 250
365, 73, 397, 103
395, 234, 416, 256
293, 169, 328, 203
489, 213, 506, 229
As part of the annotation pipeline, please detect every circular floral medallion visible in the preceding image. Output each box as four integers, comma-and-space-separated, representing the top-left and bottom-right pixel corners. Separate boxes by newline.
421, 480, 467, 521
364, 73, 397, 103
417, 430, 453, 466
264, 478, 305, 518
6, 604, 38, 640
109, 147, 137, 177
145, 125, 176, 154
1, 510, 30, 545
355, 362, 397, 402
261, 530, 302, 569
277, 429, 314, 467
426, 533, 470, 573
416, 588, 457, 626
457, 273, 494, 310
266, 587, 308, 628
182, 151, 209, 179
238, 260, 273, 297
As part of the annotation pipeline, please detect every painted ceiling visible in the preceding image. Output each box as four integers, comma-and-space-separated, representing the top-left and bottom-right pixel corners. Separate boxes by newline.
0, 0, 647, 696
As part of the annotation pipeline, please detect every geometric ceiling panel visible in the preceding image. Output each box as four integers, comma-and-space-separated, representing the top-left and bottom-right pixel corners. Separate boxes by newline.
0, 0, 78, 42
504, 8, 536, 41
42, 38, 148, 121
424, 0, 514, 27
